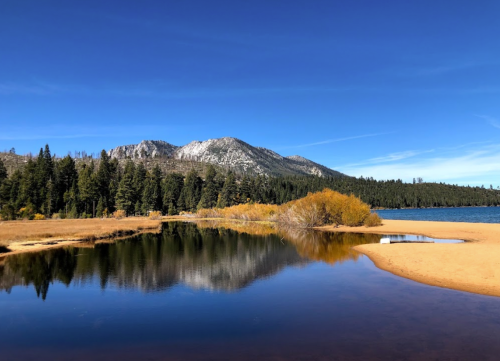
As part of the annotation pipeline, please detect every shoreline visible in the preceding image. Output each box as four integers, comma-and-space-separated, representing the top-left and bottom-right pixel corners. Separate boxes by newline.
318, 220, 500, 297
2, 217, 499, 298
0, 217, 164, 258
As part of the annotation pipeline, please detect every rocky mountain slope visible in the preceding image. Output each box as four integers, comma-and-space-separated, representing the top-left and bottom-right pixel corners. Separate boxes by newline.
108, 140, 179, 159
108, 137, 343, 177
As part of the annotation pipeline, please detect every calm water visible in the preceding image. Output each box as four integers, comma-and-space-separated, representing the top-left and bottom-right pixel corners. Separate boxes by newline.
376, 206, 500, 223
1, 221, 499, 361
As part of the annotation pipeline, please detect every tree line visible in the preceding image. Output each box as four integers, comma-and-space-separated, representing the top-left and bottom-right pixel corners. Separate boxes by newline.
0, 145, 499, 220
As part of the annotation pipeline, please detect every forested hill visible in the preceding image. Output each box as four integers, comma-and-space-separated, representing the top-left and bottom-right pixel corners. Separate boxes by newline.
268, 176, 500, 208
0, 146, 499, 220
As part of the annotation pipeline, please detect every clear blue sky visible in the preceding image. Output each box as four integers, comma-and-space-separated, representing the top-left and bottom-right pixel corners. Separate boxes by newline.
1, 0, 500, 186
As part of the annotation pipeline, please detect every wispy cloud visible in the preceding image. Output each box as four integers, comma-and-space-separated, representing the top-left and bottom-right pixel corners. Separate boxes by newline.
336, 144, 500, 186
279, 132, 392, 150
4, 80, 500, 99
343, 149, 435, 168
0, 81, 360, 98
475, 114, 500, 129
0, 82, 54, 95
416, 62, 487, 76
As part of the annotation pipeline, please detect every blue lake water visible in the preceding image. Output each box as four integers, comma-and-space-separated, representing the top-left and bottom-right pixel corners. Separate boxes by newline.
0, 221, 499, 360
376, 206, 500, 223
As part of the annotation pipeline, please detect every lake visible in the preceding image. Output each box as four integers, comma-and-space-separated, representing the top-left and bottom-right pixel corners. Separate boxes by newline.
1, 221, 499, 360
376, 206, 500, 223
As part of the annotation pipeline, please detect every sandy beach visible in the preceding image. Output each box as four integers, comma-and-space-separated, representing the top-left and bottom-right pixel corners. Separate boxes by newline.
0, 217, 163, 257
319, 220, 500, 297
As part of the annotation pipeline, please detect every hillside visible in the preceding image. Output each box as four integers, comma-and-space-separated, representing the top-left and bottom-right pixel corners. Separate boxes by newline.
107, 137, 343, 177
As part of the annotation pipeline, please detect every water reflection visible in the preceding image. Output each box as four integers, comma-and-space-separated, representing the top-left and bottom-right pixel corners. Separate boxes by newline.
0, 221, 382, 299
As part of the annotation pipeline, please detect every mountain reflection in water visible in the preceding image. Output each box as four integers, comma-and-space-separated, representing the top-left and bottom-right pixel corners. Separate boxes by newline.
0, 221, 381, 299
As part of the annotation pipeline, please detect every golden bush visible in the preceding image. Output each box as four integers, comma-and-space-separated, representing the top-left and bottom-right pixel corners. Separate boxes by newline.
341, 194, 371, 226
33, 213, 46, 220
113, 210, 126, 219
363, 212, 382, 227
149, 211, 162, 220
196, 208, 222, 218
196, 188, 381, 228
217, 203, 279, 221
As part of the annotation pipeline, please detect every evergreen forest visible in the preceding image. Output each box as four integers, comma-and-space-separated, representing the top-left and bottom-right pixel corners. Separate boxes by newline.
1, 145, 499, 220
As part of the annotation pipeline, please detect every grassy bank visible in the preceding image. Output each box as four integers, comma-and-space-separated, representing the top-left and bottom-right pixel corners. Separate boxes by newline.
197, 189, 382, 227
0, 217, 163, 255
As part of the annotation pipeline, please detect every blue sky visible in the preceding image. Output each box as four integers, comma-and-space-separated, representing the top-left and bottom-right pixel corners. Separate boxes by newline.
1, 0, 500, 186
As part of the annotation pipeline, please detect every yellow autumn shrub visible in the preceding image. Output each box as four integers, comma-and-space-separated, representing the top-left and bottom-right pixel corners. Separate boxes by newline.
363, 212, 382, 227
33, 213, 46, 220
149, 211, 162, 220
196, 208, 221, 218
197, 188, 380, 228
341, 194, 371, 226
113, 209, 126, 219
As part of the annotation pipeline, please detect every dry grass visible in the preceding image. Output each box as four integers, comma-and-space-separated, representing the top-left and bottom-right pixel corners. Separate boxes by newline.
0, 217, 162, 248
149, 211, 162, 220
196, 189, 380, 228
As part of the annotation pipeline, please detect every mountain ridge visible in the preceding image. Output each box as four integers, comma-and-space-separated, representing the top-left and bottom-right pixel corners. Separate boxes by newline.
108, 137, 343, 177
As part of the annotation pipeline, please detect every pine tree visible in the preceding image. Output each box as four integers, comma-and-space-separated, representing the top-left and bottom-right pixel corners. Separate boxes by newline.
68, 202, 78, 219
180, 169, 202, 212
217, 171, 237, 208
0, 158, 7, 186
108, 158, 120, 212
44, 178, 56, 216
163, 173, 184, 215
56, 155, 78, 213
0, 160, 10, 210
64, 179, 79, 216
32, 145, 56, 214
96, 150, 112, 209
78, 162, 97, 216
96, 197, 105, 218
141, 166, 162, 214
198, 165, 219, 209
19, 159, 38, 211
133, 163, 147, 212
115, 160, 135, 215
43, 144, 54, 180
239, 175, 251, 203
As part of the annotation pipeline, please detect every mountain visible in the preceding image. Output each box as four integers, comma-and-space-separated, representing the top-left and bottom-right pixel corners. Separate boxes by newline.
108, 137, 344, 177
108, 140, 179, 159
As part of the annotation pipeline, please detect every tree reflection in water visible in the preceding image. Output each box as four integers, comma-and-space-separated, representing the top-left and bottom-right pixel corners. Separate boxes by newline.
0, 221, 381, 299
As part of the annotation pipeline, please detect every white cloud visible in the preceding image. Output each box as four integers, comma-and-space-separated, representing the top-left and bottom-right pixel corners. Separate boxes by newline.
279, 132, 392, 150
475, 114, 500, 129
336, 144, 500, 186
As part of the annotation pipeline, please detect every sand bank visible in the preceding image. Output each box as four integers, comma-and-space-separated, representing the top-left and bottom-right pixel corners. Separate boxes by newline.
0, 217, 163, 258
318, 220, 500, 297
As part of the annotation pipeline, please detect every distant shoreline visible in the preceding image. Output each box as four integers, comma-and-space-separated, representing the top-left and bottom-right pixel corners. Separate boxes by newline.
318, 220, 500, 297
373, 205, 499, 210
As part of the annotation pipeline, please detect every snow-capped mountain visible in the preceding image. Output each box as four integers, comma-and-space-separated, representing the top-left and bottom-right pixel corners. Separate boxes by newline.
108, 137, 343, 177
